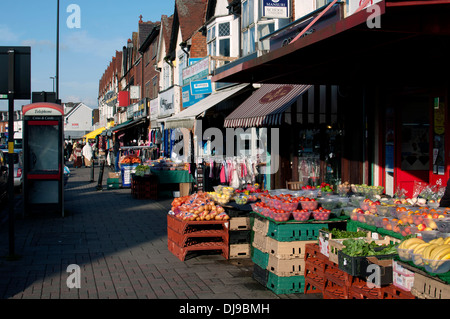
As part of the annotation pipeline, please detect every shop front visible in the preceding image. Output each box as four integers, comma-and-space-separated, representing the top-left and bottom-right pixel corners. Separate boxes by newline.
223, 83, 344, 191
212, 0, 450, 199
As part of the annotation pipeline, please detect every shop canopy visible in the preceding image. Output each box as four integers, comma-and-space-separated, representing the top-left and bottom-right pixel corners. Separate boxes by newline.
211, 0, 450, 86
223, 84, 311, 128
82, 127, 106, 141
111, 117, 147, 133
163, 83, 251, 130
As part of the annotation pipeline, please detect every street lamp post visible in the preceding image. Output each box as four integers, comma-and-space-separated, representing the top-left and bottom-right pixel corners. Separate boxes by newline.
56, 0, 60, 102
50, 76, 56, 92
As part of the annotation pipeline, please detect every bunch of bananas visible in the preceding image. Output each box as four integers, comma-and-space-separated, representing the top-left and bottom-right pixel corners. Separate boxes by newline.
398, 237, 450, 272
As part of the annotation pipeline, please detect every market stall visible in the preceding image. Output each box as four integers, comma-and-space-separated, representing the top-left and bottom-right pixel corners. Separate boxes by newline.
163, 178, 450, 298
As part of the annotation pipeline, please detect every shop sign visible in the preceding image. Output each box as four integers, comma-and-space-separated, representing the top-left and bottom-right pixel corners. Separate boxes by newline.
127, 103, 136, 119
149, 97, 159, 119
182, 57, 209, 87
191, 79, 212, 96
130, 85, 140, 100
103, 91, 117, 107
189, 58, 202, 66
182, 85, 209, 108
262, 0, 290, 19
118, 91, 130, 107
132, 98, 147, 120
159, 88, 175, 117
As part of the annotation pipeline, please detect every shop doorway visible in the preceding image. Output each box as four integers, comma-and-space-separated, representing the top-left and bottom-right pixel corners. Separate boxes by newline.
395, 94, 430, 198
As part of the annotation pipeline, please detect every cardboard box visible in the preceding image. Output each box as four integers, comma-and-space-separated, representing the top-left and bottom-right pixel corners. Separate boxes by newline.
366, 256, 393, 287
412, 272, 450, 299
179, 182, 191, 197
392, 260, 415, 291
266, 237, 316, 259
267, 255, 306, 276
108, 172, 120, 179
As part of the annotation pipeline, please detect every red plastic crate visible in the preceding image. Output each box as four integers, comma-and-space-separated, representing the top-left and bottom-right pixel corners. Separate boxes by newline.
168, 238, 229, 261
323, 284, 349, 299
350, 277, 384, 299
304, 272, 326, 294
304, 243, 329, 262
167, 226, 229, 247
382, 284, 416, 299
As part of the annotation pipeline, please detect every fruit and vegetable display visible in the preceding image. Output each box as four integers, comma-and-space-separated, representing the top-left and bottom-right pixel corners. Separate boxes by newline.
397, 236, 450, 273
134, 164, 151, 177
251, 194, 334, 222
207, 186, 237, 205
120, 155, 141, 164
143, 158, 187, 171
170, 192, 229, 221
341, 238, 398, 257
325, 229, 368, 239
350, 203, 450, 237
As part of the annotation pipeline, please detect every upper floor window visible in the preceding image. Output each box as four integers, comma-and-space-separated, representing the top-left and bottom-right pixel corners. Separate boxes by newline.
207, 21, 231, 57
242, 0, 255, 29
241, 0, 256, 56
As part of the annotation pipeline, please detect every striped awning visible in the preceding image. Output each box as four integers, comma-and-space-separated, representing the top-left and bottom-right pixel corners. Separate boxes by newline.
224, 84, 311, 128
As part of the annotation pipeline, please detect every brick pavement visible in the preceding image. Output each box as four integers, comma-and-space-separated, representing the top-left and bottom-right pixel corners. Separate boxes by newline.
0, 161, 321, 300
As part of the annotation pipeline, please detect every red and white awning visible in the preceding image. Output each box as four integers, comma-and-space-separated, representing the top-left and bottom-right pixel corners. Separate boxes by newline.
224, 84, 311, 128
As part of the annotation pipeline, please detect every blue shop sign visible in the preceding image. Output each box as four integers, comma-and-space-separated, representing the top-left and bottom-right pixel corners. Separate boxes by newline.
191, 79, 212, 96
182, 85, 209, 108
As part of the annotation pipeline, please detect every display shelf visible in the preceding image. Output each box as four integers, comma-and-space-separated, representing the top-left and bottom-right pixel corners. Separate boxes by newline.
168, 238, 229, 261
167, 214, 230, 261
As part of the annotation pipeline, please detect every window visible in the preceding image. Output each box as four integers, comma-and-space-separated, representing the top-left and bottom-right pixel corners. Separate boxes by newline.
257, 22, 274, 51
316, 0, 334, 8
152, 76, 158, 98
242, 0, 254, 29
207, 21, 231, 57
241, 0, 255, 57
242, 26, 255, 56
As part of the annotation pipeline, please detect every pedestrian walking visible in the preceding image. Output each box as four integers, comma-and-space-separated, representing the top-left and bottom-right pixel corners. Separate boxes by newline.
73, 142, 83, 168
82, 142, 93, 168
67, 141, 73, 160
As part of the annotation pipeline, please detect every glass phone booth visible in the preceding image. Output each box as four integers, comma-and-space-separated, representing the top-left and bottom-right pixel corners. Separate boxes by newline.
22, 102, 64, 217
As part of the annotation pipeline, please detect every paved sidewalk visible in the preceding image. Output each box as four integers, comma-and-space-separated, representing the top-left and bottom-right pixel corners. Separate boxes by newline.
0, 162, 321, 300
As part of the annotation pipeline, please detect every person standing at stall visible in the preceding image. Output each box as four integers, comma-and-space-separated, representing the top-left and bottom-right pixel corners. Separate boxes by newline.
439, 177, 450, 207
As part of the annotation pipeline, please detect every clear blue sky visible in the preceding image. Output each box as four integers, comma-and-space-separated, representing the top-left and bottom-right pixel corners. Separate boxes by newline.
0, 0, 175, 111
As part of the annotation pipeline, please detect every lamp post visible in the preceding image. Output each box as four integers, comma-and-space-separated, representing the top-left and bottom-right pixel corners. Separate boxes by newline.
50, 76, 56, 92
56, 0, 60, 102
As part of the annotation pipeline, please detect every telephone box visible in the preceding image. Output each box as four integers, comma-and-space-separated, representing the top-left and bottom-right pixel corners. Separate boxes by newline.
22, 102, 65, 216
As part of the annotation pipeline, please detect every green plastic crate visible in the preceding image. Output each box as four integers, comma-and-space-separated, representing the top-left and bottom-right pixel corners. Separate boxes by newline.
267, 221, 328, 242
266, 273, 305, 295
107, 178, 120, 189
252, 247, 269, 269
